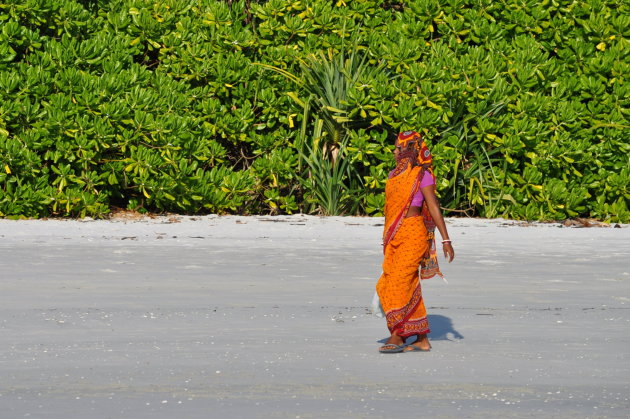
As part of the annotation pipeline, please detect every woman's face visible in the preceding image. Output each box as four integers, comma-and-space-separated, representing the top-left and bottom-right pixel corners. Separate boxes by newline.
394, 139, 419, 163
393, 141, 401, 159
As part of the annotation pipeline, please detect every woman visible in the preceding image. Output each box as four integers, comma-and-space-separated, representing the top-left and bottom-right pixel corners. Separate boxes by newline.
376, 130, 455, 353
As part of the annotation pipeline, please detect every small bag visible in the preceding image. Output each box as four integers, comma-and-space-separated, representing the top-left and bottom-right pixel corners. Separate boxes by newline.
371, 291, 385, 318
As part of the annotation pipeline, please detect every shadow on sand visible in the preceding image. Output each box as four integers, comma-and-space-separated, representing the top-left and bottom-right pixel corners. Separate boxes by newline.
427, 314, 464, 341
377, 314, 463, 343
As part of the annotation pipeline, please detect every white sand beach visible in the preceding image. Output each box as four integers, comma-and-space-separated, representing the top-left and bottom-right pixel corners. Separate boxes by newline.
1, 215, 629, 418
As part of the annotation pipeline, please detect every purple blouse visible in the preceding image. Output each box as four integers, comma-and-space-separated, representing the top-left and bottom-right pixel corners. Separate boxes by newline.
389, 170, 435, 208
411, 171, 435, 207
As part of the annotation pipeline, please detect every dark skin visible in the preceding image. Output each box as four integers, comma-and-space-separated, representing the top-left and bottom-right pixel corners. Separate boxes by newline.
384, 143, 455, 351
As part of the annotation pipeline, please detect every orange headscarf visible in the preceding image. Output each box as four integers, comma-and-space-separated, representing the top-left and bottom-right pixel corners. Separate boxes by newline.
391, 130, 434, 177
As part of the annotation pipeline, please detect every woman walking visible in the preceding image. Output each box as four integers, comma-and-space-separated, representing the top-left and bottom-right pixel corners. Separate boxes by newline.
377, 131, 455, 353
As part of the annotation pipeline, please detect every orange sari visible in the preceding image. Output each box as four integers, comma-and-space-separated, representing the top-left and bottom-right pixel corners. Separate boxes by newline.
376, 163, 442, 337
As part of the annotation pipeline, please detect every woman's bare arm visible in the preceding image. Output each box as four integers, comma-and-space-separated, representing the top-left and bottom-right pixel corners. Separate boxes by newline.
421, 185, 455, 262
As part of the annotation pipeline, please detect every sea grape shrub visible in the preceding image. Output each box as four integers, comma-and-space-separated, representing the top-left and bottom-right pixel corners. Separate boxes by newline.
0, 0, 626, 221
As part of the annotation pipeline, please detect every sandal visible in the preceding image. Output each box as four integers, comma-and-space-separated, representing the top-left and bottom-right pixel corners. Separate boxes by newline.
378, 344, 405, 354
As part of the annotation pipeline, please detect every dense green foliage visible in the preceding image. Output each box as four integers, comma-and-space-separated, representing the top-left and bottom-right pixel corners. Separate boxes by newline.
0, 0, 628, 221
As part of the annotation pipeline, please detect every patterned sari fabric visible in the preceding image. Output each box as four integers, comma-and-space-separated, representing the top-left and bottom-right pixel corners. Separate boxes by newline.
376, 131, 443, 337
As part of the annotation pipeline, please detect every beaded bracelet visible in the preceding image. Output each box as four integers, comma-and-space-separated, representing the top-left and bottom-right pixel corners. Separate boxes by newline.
442, 239, 452, 243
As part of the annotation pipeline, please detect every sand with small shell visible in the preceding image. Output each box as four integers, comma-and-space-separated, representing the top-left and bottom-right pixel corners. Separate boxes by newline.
1, 215, 628, 418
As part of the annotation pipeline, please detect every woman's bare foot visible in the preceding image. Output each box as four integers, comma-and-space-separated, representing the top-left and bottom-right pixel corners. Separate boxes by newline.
385, 332, 405, 346
378, 332, 406, 353
403, 334, 431, 351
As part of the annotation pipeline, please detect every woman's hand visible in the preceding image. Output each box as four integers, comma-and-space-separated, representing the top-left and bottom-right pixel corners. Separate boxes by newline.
442, 242, 455, 262
422, 183, 455, 263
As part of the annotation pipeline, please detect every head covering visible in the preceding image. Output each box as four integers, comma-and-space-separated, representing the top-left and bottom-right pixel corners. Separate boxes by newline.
391, 130, 433, 177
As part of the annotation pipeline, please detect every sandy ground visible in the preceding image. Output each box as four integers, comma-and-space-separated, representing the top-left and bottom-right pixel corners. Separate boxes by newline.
0, 215, 629, 418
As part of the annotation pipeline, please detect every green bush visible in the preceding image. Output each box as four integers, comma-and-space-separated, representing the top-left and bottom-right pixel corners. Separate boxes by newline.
0, 0, 627, 221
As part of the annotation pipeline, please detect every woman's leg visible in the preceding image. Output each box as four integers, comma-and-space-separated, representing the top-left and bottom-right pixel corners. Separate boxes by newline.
404, 333, 431, 351
385, 331, 405, 346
